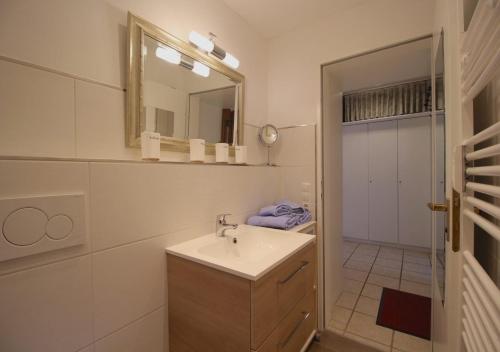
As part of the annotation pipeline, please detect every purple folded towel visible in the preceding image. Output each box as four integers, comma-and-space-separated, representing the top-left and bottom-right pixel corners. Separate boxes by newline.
247, 214, 299, 230
249, 200, 312, 230
259, 204, 291, 216
258, 200, 304, 216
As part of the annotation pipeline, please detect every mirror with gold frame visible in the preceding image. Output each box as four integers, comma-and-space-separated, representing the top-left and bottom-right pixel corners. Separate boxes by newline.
126, 13, 245, 154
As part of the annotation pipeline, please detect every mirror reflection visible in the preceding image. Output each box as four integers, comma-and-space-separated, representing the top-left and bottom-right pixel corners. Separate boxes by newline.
434, 31, 446, 304
142, 34, 238, 144
259, 124, 279, 146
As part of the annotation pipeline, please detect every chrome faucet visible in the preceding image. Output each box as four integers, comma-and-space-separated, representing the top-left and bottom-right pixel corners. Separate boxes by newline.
216, 213, 238, 237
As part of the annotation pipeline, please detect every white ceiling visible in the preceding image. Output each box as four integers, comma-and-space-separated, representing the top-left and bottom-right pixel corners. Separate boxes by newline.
324, 37, 432, 92
222, 0, 369, 38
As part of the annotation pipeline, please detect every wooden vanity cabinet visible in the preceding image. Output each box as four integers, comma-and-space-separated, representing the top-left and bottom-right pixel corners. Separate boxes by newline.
167, 242, 317, 352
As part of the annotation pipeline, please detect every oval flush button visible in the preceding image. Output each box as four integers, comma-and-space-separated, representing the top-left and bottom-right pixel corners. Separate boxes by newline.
3, 208, 47, 246
46, 215, 73, 240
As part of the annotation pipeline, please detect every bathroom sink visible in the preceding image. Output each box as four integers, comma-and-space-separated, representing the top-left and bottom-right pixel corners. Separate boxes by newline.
166, 224, 315, 280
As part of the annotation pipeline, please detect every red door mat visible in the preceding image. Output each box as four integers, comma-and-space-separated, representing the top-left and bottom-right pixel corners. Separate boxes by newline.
376, 287, 431, 340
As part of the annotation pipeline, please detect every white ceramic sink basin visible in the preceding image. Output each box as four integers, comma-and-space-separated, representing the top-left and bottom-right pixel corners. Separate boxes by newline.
165, 224, 315, 280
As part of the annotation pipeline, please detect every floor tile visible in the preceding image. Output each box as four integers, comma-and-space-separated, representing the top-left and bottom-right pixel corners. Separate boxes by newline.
343, 241, 359, 250
404, 250, 430, 258
346, 312, 393, 346
377, 251, 403, 261
367, 273, 400, 289
361, 283, 383, 300
343, 268, 369, 282
328, 319, 348, 334
355, 296, 380, 317
307, 342, 337, 352
401, 271, 431, 285
403, 255, 430, 265
379, 247, 403, 255
345, 259, 372, 272
344, 333, 391, 352
393, 331, 431, 352
343, 254, 352, 263
372, 265, 401, 279
336, 291, 359, 310
312, 331, 383, 352
344, 279, 364, 295
330, 305, 353, 331
403, 262, 431, 275
375, 258, 402, 269
350, 253, 377, 264
358, 243, 380, 251
399, 280, 431, 298
355, 247, 379, 256
339, 239, 433, 352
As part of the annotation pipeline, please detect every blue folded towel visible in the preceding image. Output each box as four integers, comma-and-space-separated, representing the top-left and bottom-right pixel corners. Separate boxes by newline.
259, 204, 291, 216
249, 200, 312, 230
247, 214, 299, 230
258, 200, 305, 216
297, 210, 312, 224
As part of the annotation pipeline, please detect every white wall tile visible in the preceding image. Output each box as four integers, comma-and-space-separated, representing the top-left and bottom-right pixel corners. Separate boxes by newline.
90, 162, 280, 250
92, 236, 167, 339
94, 308, 164, 352
0, 160, 91, 275
244, 125, 267, 165
279, 165, 316, 217
75, 81, 140, 160
0, 256, 93, 352
270, 125, 316, 167
0, 60, 75, 157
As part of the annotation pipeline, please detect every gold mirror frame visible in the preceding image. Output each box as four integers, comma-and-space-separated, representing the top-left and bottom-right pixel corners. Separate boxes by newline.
126, 12, 245, 154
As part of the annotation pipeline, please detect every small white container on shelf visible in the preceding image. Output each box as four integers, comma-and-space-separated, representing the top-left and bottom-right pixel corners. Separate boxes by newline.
189, 139, 205, 162
141, 131, 160, 161
215, 143, 229, 163
235, 145, 247, 164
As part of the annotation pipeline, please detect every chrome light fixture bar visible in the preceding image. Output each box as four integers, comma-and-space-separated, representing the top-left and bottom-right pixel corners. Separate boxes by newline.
155, 44, 210, 77
188, 31, 240, 69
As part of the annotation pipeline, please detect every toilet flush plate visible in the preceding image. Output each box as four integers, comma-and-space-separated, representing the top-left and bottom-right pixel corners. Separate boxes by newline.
0, 194, 86, 262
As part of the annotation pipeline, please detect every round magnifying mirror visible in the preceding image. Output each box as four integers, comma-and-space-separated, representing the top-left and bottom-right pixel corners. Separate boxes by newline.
259, 124, 279, 146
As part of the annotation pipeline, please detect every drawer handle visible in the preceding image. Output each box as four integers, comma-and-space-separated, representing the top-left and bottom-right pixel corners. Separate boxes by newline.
279, 311, 311, 349
278, 261, 309, 285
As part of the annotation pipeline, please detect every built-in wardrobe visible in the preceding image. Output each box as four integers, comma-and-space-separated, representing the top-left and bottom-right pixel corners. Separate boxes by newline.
342, 112, 444, 249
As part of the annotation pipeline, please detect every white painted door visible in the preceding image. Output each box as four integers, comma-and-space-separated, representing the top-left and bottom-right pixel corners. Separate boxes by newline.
368, 120, 398, 243
342, 124, 369, 239
447, 1, 500, 350
398, 116, 432, 248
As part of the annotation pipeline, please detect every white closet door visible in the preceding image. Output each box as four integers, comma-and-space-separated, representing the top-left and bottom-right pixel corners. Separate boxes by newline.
368, 120, 398, 243
398, 116, 432, 248
342, 124, 369, 239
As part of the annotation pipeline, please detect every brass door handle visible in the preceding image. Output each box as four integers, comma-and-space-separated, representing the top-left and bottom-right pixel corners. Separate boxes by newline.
427, 202, 449, 212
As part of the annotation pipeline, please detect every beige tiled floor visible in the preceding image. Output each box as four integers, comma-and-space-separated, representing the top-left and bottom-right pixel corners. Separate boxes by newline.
328, 240, 432, 352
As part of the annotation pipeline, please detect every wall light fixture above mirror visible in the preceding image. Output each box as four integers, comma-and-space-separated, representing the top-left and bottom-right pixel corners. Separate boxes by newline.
126, 13, 245, 154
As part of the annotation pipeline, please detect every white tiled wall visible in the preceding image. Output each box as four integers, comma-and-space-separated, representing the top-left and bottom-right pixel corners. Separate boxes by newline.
0, 59, 267, 164
0, 159, 281, 351
270, 125, 317, 217
0, 60, 75, 158
0, 256, 94, 352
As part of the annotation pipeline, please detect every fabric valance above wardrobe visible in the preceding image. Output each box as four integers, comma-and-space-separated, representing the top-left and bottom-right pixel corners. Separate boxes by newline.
343, 77, 444, 122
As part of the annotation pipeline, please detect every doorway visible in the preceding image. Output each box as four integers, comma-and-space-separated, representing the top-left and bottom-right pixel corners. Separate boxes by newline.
321, 35, 444, 352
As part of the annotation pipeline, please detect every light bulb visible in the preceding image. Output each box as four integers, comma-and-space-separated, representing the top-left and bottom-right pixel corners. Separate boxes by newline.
192, 61, 210, 77
222, 52, 240, 69
189, 31, 214, 53
155, 46, 181, 64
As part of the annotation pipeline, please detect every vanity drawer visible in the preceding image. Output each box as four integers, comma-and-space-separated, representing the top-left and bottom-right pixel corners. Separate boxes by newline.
251, 243, 316, 349
254, 290, 316, 352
